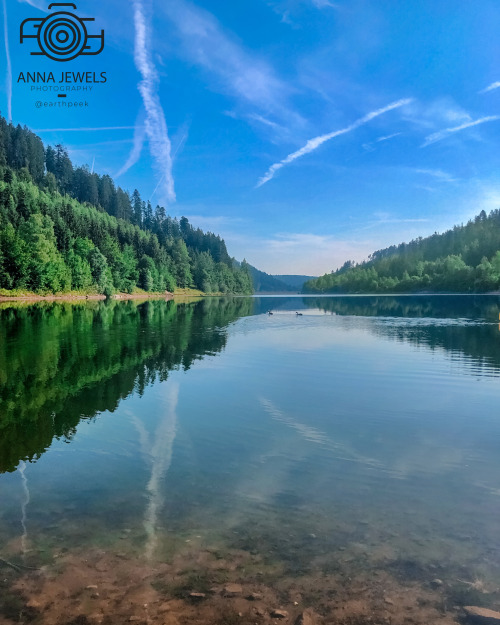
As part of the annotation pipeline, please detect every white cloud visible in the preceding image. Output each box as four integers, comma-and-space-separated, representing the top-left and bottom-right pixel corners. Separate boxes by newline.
402, 98, 472, 130
362, 131, 401, 152
133, 0, 175, 203
16, 0, 47, 10
422, 115, 500, 147
413, 168, 457, 183
160, 0, 303, 129
33, 126, 139, 132
479, 81, 500, 94
376, 132, 401, 143
257, 98, 413, 187
115, 121, 146, 179
226, 231, 378, 275
310, 0, 339, 8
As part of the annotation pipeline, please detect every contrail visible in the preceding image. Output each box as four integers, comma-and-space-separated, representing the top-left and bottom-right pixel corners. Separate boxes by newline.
422, 115, 500, 147
2, 0, 12, 122
133, 0, 176, 203
149, 131, 188, 200
257, 98, 413, 187
479, 81, 500, 94
33, 126, 139, 132
116, 122, 146, 178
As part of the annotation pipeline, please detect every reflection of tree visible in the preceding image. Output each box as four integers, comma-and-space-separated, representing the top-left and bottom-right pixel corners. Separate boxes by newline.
305, 295, 500, 373
0, 298, 253, 474
304, 295, 500, 320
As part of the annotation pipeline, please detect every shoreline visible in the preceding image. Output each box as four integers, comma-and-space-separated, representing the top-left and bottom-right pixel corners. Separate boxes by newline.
0, 292, 175, 303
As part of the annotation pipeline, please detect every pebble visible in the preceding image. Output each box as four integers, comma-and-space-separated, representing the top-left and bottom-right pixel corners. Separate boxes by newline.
431, 578, 443, 588
86, 585, 98, 590
271, 609, 289, 619
189, 592, 206, 599
247, 593, 263, 601
463, 606, 500, 624
223, 583, 243, 597
384, 598, 394, 606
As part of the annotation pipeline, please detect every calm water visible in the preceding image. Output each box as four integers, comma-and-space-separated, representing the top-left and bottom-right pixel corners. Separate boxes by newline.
1, 295, 500, 622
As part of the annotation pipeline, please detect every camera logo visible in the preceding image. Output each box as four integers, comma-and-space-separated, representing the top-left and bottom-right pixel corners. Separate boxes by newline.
20, 3, 104, 62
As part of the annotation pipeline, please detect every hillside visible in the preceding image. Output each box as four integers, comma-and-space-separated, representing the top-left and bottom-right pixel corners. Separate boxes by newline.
304, 210, 500, 294
0, 116, 252, 296
244, 264, 296, 292
274, 274, 317, 290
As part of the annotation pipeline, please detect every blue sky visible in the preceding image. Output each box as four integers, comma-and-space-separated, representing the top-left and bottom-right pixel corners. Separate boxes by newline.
2, 0, 500, 274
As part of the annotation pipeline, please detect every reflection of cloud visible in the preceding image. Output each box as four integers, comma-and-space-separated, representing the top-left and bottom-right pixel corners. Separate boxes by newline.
132, 382, 179, 561
260, 397, 381, 468
18, 461, 30, 560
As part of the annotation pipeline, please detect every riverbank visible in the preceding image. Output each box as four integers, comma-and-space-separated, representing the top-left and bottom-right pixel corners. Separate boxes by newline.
0, 287, 217, 303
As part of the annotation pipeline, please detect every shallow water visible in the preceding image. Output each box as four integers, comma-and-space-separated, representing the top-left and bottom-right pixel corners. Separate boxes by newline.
1, 295, 500, 624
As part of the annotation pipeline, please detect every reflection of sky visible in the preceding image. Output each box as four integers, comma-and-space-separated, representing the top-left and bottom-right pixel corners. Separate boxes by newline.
2, 305, 500, 555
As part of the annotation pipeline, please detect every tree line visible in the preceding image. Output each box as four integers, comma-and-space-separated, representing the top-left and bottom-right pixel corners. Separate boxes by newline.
0, 115, 253, 295
304, 210, 500, 293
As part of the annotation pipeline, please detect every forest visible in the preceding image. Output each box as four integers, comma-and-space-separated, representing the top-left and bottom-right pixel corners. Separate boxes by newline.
0, 115, 253, 296
304, 210, 500, 293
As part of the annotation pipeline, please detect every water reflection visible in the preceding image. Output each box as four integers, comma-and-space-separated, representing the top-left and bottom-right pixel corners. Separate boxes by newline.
1, 296, 500, 625
2, 295, 500, 476
135, 381, 179, 560
0, 298, 253, 473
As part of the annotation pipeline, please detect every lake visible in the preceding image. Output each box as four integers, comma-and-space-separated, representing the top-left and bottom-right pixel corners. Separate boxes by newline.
1, 295, 500, 625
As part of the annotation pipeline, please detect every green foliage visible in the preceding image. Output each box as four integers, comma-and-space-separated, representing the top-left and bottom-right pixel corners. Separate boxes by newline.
0, 114, 253, 296
305, 211, 500, 294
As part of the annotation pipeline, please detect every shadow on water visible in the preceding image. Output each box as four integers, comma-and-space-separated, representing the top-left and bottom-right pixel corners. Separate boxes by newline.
0, 297, 254, 474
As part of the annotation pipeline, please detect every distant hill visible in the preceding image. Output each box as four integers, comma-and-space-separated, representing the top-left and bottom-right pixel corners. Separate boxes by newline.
304, 210, 500, 294
247, 265, 295, 292
273, 275, 317, 290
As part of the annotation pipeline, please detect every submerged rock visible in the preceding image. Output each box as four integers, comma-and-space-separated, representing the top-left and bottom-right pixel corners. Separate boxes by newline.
189, 592, 206, 600
271, 609, 289, 619
295, 609, 318, 625
464, 606, 500, 624
247, 592, 263, 601
223, 583, 242, 597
